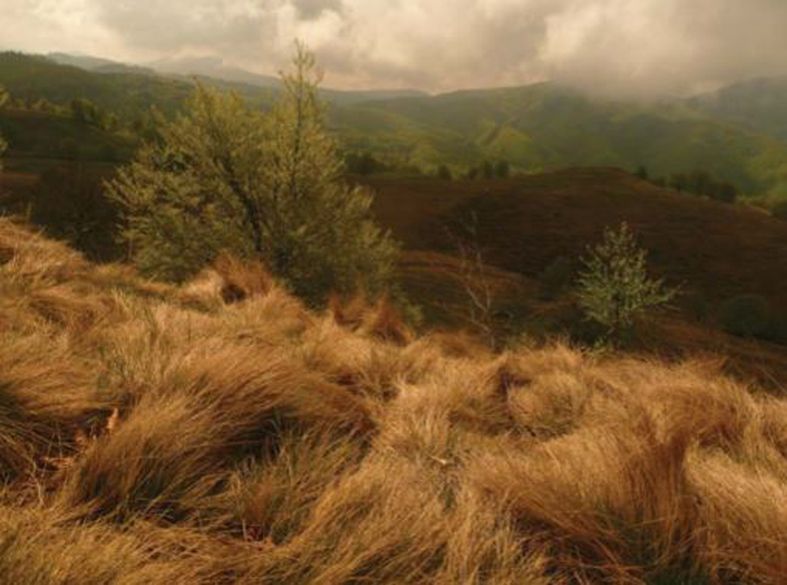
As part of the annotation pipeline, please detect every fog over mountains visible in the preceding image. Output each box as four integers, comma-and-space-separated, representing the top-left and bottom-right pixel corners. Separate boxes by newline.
4, 0, 787, 96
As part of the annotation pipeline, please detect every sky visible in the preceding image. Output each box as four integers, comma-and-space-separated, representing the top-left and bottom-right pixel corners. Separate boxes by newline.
2, 0, 787, 96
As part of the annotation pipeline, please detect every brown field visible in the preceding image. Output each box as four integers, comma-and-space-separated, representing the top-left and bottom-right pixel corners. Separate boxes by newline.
1, 217, 785, 584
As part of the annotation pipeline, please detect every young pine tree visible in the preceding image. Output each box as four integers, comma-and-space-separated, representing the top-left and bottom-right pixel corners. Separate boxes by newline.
107, 44, 397, 304
577, 223, 675, 341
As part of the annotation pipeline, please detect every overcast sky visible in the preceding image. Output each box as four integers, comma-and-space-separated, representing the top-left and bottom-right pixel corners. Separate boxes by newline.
2, 0, 787, 95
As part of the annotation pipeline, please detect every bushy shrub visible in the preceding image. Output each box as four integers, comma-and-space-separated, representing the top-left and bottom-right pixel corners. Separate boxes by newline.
718, 294, 771, 338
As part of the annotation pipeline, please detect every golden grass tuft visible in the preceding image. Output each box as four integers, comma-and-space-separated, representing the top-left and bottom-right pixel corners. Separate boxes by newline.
0, 221, 785, 584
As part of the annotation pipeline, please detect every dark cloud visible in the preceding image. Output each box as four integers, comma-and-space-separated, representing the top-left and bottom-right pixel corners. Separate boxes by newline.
293, 0, 343, 20
1, 0, 786, 94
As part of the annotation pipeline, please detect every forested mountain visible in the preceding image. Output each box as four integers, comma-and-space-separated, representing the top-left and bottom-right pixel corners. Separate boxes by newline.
2, 51, 787, 198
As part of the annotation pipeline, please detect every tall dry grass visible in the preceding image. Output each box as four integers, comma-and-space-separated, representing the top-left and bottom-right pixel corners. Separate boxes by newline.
0, 217, 785, 584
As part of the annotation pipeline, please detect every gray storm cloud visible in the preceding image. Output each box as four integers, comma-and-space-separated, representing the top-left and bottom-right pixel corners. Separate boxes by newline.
1, 0, 786, 94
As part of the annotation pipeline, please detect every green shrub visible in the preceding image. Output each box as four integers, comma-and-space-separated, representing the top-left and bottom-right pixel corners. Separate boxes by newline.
437, 164, 453, 180
577, 222, 676, 341
718, 294, 771, 338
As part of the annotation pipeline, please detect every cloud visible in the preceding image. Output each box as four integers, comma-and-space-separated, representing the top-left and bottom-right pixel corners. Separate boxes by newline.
1, 0, 786, 95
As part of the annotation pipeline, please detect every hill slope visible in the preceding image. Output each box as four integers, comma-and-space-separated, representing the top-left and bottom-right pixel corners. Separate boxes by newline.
690, 76, 787, 143
369, 168, 787, 311
342, 84, 787, 197
1, 218, 785, 584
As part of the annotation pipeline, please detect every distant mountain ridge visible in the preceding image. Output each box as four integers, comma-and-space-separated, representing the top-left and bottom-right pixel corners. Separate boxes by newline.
47, 51, 428, 104
689, 76, 787, 143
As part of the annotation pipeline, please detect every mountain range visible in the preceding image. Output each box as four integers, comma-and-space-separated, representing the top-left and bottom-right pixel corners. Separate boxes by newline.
1, 51, 786, 200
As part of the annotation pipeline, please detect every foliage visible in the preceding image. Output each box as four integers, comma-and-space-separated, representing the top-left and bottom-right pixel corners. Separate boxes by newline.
108, 45, 398, 304
667, 170, 738, 203
436, 164, 452, 180
718, 294, 771, 338
495, 159, 510, 178
577, 222, 676, 339
345, 151, 387, 175
30, 164, 120, 260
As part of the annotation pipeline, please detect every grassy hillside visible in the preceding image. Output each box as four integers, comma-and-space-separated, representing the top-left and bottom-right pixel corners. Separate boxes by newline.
1, 217, 785, 584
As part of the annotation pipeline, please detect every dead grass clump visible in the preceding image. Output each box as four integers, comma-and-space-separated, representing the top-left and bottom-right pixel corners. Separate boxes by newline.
217, 431, 365, 545
63, 345, 374, 520
245, 458, 450, 584
467, 408, 705, 584
689, 452, 787, 584
0, 333, 110, 480
212, 253, 274, 304
329, 292, 414, 345
0, 504, 187, 585
27, 284, 117, 332
0, 218, 89, 283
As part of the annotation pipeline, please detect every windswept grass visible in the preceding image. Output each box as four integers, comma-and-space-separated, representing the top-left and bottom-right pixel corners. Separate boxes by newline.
0, 217, 784, 584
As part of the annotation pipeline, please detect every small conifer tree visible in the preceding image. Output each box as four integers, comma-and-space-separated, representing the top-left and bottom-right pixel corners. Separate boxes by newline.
577, 222, 675, 340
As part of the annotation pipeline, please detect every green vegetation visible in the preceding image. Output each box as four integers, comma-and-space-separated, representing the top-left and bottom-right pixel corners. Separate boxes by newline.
665, 169, 739, 203
108, 46, 397, 304
577, 223, 676, 340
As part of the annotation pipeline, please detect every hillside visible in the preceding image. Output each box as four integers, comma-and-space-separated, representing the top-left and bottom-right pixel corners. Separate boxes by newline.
690, 76, 787, 143
368, 169, 787, 311
1, 217, 785, 584
340, 84, 787, 198
365, 169, 787, 386
3, 52, 787, 199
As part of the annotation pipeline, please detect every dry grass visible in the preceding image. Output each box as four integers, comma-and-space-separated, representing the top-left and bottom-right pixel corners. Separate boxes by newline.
1, 217, 785, 584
